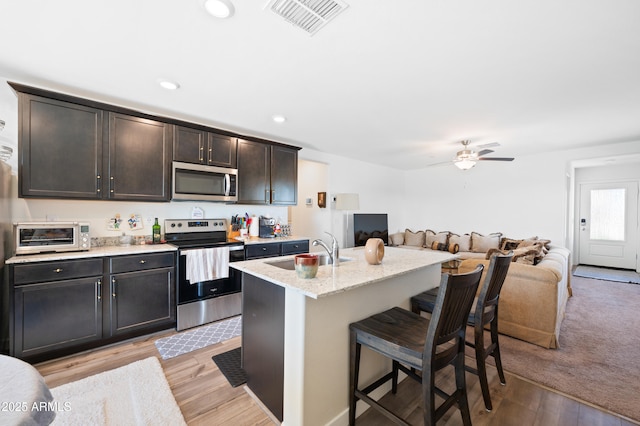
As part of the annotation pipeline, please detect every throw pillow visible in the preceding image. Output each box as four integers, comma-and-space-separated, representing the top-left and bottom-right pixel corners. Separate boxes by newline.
500, 238, 522, 251
449, 233, 471, 252
470, 232, 502, 253
430, 241, 460, 254
512, 247, 539, 265
404, 229, 425, 247
389, 233, 404, 246
425, 229, 449, 248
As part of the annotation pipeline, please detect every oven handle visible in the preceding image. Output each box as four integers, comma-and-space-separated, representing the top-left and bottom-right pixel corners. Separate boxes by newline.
179, 245, 244, 254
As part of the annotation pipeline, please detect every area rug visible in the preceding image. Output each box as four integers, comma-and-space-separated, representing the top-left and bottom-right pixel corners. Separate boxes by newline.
155, 315, 242, 360
496, 275, 640, 422
212, 347, 247, 388
50, 357, 185, 425
573, 264, 640, 284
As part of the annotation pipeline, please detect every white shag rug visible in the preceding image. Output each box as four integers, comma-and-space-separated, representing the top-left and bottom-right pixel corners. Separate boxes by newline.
50, 357, 185, 426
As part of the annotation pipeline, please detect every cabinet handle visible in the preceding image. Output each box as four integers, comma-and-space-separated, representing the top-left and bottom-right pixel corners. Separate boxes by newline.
53, 268, 63, 273
199, 145, 204, 162
265, 189, 269, 203
110, 176, 115, 193
97, 175, 101, 193
139, 260, 146, 264
208, 147, 212, 164
262, 247, 267, 251
97, 279, 102, 301
111, 277, 116, 298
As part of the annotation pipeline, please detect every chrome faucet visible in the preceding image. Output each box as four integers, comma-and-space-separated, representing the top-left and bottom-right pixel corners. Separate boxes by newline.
312, 232, 340, 267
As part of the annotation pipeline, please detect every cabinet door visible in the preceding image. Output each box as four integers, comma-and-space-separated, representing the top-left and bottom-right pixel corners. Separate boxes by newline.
174, 125, 206, 164
270, 145, 298, 205
106, 112, 172, 201
108, 268, 175, 336
281, 240, 309, 255
19, 94, 103, 199
13, 277, 103, 359
208, 133, 237, 168
237, 139, 270, 204
245, 243, 281, 259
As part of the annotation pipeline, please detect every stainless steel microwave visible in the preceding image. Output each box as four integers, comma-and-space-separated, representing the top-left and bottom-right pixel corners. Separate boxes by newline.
14, 222, 91, 255
172, 161, 238, 202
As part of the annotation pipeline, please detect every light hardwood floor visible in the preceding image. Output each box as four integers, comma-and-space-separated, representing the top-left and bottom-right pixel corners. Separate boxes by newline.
35, 328, 638, 426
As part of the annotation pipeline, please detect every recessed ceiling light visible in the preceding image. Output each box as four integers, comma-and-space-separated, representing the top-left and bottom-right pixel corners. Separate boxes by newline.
158, 79, 180, 90
204, 0, 235, 18
272, 115, 286, 124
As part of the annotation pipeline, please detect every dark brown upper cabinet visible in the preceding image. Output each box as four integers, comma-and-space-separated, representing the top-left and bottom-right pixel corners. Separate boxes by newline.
105, 113, 171, 201
174, 125, 237, 168
18, 94, 104, 199
237, 139, 297, 205
15, 86, 172, 201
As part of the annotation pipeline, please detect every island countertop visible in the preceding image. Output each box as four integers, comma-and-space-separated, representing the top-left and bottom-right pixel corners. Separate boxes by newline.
231, 246, 457, 299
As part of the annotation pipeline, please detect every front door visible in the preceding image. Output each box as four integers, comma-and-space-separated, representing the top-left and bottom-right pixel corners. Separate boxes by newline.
579, 181, 639, 270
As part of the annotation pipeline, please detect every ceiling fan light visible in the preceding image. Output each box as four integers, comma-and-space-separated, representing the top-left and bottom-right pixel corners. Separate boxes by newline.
455, 159, 476, 170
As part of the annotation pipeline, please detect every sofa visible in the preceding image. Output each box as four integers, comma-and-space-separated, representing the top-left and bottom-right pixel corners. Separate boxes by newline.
389, 229, 572, 349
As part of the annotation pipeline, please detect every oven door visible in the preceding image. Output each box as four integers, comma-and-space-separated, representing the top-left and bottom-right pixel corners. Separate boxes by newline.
177, 245, 244, 305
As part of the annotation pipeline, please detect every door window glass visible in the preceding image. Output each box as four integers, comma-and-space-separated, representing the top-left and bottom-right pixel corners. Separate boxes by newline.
590, 188, 625, 241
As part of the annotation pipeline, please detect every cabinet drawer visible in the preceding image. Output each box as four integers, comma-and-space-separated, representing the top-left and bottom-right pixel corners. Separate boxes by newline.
246, 243, 281, 259
109, 252, 175, 273
281, 240, 309, 255
13, 258, 103, 285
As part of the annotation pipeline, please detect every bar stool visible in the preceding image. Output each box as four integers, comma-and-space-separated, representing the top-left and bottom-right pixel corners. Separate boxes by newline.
411, 252, 513, 411
348, 265, 484, 425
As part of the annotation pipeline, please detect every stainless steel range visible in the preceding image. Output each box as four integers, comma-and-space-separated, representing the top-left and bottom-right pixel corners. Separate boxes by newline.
164, 219, 244, 331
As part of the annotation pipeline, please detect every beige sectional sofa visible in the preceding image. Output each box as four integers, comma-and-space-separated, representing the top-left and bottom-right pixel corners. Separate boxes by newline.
389, 229, 572, 349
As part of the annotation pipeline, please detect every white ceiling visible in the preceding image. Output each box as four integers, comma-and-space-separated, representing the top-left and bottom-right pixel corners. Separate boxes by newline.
1, 0, 639, 170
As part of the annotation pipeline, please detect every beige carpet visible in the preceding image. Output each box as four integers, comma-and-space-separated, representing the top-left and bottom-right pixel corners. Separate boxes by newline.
50, 357, 186, 425
495, 275, 640, 422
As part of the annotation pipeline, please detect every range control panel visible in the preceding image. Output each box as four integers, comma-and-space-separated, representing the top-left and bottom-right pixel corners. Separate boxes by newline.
164, 219, 228, 234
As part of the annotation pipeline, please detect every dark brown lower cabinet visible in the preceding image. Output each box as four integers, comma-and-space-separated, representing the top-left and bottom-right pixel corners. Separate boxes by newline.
108, 267, 175, 336
13, 276, 103, 360
10, 253, 176, 363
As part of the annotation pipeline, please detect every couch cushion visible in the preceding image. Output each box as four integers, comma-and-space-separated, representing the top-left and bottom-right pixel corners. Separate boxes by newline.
470, 232, 502, 253
449, 233, 471, 252
404, 229, 425, 247
425, 230, 449, 248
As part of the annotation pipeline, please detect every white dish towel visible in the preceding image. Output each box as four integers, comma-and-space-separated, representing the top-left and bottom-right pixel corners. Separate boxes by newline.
184, 247, 230, 283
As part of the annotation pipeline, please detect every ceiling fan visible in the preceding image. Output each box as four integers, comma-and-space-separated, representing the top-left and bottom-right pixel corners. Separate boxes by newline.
453, 140, 514, 170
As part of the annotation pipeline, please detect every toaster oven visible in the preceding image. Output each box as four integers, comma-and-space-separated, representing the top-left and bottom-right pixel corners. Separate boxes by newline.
14, 222, 91, 255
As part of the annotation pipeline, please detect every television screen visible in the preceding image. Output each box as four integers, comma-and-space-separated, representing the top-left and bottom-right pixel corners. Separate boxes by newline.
353, 213, 389, 247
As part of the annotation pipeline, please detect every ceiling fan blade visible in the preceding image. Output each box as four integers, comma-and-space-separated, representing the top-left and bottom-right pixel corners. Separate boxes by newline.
478, 157, 514, 162
477, 149, 494, 157
426, 160, 453, 167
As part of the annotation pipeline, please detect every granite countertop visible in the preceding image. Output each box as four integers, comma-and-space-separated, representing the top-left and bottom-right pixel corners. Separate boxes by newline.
236, 235, 309, 245
231, 246, 457, 299
6, 244, 177, 264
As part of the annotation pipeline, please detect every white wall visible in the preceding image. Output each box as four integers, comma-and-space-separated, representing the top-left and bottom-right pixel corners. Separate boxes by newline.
298, 148, 407, 248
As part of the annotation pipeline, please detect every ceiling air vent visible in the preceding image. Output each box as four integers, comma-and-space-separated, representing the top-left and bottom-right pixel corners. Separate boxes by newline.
265, 0, 349, 35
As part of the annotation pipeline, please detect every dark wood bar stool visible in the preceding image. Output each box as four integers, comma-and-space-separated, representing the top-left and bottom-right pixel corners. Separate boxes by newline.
348, 265, 484, 426
410, 252, 513, 412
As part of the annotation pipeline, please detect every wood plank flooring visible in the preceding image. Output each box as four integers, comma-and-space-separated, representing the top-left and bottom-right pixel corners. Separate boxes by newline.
34, 328, 638, 426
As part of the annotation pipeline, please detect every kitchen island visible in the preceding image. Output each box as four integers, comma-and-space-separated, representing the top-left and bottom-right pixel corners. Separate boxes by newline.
231, 246, 456, 426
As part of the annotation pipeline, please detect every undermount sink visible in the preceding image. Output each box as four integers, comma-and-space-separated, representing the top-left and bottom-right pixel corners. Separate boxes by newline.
266, 254, 352, 270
